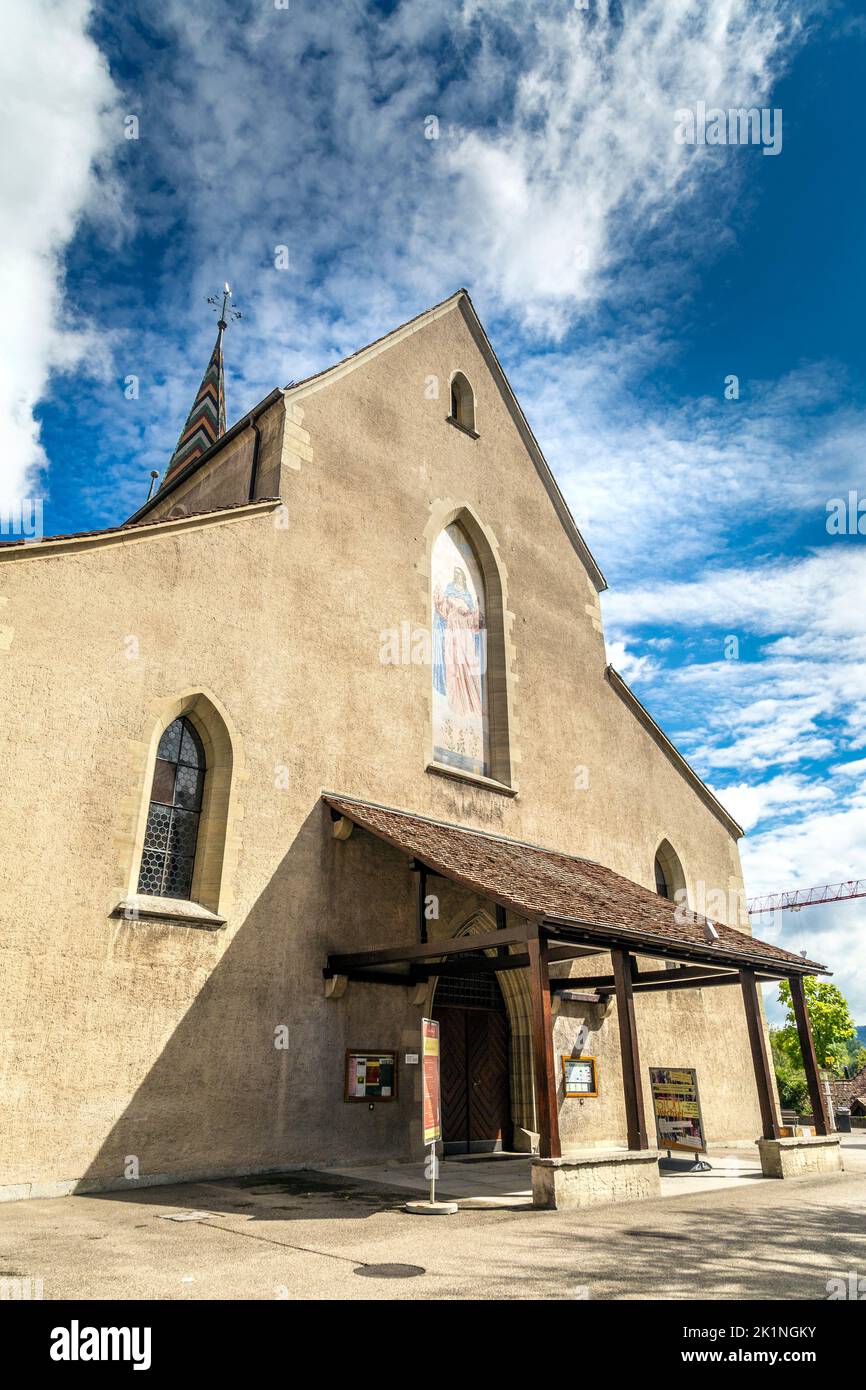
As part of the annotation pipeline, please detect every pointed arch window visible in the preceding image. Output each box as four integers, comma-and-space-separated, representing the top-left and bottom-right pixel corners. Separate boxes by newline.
654, 855, 671, 899
449, 372, 476, 433
432, 520, 493, 779
654, 839, 686, 904
137, 717, 206, 900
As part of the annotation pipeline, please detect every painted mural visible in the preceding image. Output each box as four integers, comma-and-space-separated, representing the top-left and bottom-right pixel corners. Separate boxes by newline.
432, 522, 489, 776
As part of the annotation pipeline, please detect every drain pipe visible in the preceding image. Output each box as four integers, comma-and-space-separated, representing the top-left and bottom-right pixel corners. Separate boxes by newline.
247, 411, 264, 502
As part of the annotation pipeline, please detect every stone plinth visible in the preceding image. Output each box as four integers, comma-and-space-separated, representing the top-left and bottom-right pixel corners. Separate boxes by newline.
757, 1135, 843, 1179
531, 1148, 661, 1210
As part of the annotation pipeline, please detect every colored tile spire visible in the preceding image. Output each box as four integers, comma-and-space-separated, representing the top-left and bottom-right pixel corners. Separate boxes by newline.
161, 285, 240, 488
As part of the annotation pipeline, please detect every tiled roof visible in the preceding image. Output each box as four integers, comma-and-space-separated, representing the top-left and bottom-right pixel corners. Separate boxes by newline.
323, 794, 828, 975
828, 1068, 866, 1106
0, 497, 280, 550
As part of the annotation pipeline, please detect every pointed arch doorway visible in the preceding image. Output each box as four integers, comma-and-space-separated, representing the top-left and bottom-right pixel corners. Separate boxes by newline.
433, 965, 512, 1154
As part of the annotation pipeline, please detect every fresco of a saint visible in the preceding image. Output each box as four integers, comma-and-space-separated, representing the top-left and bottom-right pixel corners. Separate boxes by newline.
431, 523, 489, 776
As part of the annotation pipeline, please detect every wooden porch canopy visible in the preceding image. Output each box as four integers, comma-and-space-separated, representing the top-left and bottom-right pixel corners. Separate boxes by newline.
323, 794, 832, 1157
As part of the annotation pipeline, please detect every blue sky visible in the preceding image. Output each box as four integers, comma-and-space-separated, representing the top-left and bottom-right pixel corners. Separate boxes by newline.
4, 0, 865, 1022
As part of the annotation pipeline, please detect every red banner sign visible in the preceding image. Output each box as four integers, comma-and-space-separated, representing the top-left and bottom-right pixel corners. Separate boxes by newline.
422, 1018, 441, 1145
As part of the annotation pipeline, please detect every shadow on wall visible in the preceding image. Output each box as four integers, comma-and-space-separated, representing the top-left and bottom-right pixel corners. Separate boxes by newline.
76, 801, 421, 1198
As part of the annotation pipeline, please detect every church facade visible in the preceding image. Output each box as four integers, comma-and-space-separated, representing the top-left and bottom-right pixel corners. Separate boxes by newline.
0, 290, 830, 1201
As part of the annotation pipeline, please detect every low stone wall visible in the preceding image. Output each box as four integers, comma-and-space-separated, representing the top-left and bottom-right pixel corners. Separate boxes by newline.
757, 1135, 843, 1179
531, 1149, 661, 1210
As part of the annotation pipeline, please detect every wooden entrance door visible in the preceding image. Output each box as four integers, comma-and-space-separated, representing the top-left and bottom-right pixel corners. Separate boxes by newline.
433, 969, 511, 1153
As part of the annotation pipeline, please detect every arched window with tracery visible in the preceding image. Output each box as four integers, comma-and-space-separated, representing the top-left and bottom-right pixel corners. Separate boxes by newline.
137, 716, 206, 900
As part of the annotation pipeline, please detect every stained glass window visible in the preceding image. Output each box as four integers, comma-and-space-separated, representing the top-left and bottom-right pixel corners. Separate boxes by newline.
137, 717, 205, 900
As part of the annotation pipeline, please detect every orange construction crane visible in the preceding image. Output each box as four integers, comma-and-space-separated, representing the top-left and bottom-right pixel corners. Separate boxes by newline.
747, 879, 866, 915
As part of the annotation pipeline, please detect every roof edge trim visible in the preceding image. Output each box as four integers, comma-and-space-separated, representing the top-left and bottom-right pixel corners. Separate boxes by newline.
0, 497, 282, 562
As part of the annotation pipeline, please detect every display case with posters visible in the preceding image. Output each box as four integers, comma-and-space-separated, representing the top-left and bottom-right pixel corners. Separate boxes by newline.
344, 1050, 398, 1101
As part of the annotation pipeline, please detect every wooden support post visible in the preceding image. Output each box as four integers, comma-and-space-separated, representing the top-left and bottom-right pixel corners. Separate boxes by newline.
416, 864, 428, 945
740, 968, 781, 1140
527, 932, 561, 1159
495, 902, 508, 958
789, 974, 832, 1135
611, 949, 648, 1150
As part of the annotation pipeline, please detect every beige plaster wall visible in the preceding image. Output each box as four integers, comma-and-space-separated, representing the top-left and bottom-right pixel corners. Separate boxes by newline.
0, 300, 768, 1195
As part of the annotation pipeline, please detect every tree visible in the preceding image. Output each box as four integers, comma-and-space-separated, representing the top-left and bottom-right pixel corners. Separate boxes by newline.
776, 977, 856, 1075
770, 1029, 809, 1113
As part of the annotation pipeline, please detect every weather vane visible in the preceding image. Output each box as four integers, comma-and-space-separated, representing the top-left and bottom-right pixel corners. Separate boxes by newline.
207, 282, 242, 330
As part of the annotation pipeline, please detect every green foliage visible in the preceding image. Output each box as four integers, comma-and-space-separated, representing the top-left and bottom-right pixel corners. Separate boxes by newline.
770, 1028, 809, 1113
836, 1038, 866, 1075
776, 977, 856, 1075
776, 1068, 810, 1115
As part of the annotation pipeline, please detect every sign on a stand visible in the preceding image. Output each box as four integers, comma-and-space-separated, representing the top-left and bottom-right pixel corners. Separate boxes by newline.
422, 1018, 441, 1144
649, 1066, 706, 1153
403, 1016, 456, 1214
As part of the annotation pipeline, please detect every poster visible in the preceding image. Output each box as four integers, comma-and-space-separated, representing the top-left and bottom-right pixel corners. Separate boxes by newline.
422, 1018, 441, 1144
649, 1066, 706, 1153
344, 1051, 397, 1102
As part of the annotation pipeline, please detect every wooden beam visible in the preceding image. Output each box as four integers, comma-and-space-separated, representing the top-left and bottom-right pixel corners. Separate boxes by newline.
544, 920, 812, 979
632, 973, 782, 994
635, 964, 738, 986
552, 972, 615, 990
332, 952, 536, 986
527, 934, 561, 1159
740, 969, 781, 1140
419, 953, 529, 977
340, 970, 426, 986
545, 944, 604, 963
551, 964, 737, 992
789, 974, 832, 1136
612, 949, 648, 1150
554, 989, 601, 1005
327, 921, 535, 973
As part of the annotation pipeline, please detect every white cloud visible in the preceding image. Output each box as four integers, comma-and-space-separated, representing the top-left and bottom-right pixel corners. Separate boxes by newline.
605, 638, 657, 683
602, 549, 866, 778
444, 0, 803, 334
0, 0, 120, 512
28, 0, 810, 524
757, 897, 866, 1024
741, 795, 866, 892
715, 773, 836, 832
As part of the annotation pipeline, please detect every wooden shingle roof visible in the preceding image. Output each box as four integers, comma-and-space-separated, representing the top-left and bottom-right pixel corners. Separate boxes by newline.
324, 794, 828, 977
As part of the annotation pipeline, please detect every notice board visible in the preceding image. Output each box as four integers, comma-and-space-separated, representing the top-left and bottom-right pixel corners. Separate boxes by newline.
561, 1055, 599, 1097
345, 1050, 397, 1102
649, 1066, 706, 1153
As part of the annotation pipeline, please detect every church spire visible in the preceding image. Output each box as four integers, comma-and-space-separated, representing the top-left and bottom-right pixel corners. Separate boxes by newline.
161, 284, 241, 488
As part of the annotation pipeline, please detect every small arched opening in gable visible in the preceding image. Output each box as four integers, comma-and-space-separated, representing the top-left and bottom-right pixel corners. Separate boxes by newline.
449, 372, 477, 433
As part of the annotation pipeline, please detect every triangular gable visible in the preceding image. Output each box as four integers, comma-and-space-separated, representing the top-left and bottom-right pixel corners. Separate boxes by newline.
284, 289, 607, 593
